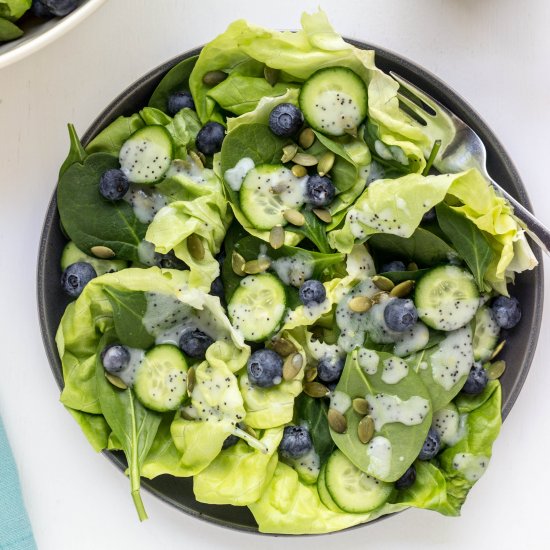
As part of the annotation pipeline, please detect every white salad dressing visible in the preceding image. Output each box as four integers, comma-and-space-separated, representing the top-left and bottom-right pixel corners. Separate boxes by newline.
224, 157, 255, 191
366, 393, 430, 431
389, 145, 408, 166
165, 155, 211, 184
293, 447, 321, 479
137, 240, 159, 266
381, 357, 409, 385
452, 453, 490, 482
345, 244, 376, 281
330, 391, 351, 415
124, 186, 168, 224
117, 347, 145, 386
357, 348, 379, 375
348, 203, 414, 239
366, 436, 392, 479
432, 407, 468, 447
374, 140, 393, 161
271, 253, 314, 287
393, 322, 430, 357
315, 90, 363, 134
430, 326, 474, 390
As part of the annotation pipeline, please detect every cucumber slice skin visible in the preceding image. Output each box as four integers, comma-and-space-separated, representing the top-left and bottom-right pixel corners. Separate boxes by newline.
299, 67, 368, 137
228, 273, 287, 342
61, 241, 128, 275
317, 463, 343, 512
119, 125, 174, 185
134, 344, 188, 412
415, 265, 480, 332
472, 306, 500, 362
325, 450, 393, 513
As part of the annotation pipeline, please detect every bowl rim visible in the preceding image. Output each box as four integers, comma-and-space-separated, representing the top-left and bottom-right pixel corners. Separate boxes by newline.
0, 0, 107, 70
37, 38, 544, 536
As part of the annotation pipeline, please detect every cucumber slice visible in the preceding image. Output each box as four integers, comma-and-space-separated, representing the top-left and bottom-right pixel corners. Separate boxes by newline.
299, 67, 368, 137
61, 241, 128, 275
317, 463, 342, 512
228, 273, 286, 342
134, 344, 188, 412
415, 265, 480, 331
239, 164, 307, 230
119, 125, 173, 184
325, 450, 393, 513
472, 306, 500, 361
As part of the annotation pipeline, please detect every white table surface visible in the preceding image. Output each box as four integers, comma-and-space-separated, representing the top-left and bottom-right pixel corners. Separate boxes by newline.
1, 0, 549, 548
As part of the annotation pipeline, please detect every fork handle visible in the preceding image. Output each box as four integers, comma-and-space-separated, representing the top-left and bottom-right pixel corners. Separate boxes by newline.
487, 176, 550, 256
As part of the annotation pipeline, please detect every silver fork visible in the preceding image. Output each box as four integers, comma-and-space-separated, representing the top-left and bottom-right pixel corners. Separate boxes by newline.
391, 71, 550, 256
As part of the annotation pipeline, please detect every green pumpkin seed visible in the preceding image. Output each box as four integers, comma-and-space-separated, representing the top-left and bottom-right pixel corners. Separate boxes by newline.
303, 381, 329, 398
91, 245, 115, 259
196, 151, 207, 165
317, 151, 335, 177
390, 280, 415, 298
189, 150, 204, 169
305, 366, 318, 382
313, 208, 332, 224
348, 295, 373, 313
486, 360, 506, 380
270, 337, 297, 357
283, 209, 306, 226
490, 340, 506, 360
269, 225, 285, 249
187, 234, 205, 260
407, 261, 419, 271
283, 353, 303, 381
243, 424, 258, 438
202, 70, 227, 86
373, 275, 395, 292
231, 251, 246, 276
291, 164, 307, 178
344, 126, 358, 138
293, 153, 318, 167
187, 367, 196, 395
298, 128, 315, 149
105, 372, 127, 390
243, 258, 271, 274
328, 408, 348, 433
352, 398, 369, 415
357, 415, 375, 444
264, 66, 279, 86
371, 291, 388, 304
281, 143, 298, 163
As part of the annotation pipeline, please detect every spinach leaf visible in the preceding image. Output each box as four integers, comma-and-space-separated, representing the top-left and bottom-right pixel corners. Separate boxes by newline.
59, 124, 87, 178
294, 394, 334, 462
435, 202, 494, 289
330, 350, 432, 482
96, 333, 162, 521
86, 113, 145, 156
368, 227, 456, 267
286, 209, 333, 254
104, 288, 155, 349
148, 55, 198, 112
57, 153, 148, 262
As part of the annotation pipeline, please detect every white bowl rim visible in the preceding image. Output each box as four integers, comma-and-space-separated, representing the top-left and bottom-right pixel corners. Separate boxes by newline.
0, 0, 107, 70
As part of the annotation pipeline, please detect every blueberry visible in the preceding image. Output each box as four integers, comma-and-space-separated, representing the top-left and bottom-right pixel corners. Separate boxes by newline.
41, 0, 79, 17
31, 0, 55, 18
380, 260, 406, 273
60, 262, 97, 297
299, 279, 326, 306
422, 207, 437, 223
384, 298, 418, 332
210, 276, 225, 301
179, 327, 214, 359
196, 122, 225, 155
492, 296, 521, 329
222, 434, 239, 450
418, 427, 440, 460
279, 425, 313, 459
395, 464, 417, 489
167, 91, 195, 116
247, 349, 283, 388
268, 103, 303, 137
101, 344, 130, 374
157, 250, 188, 270
317, 356, 345, 384
462, 363, 488, 395
99, 169, 129, 201
305, 174, 336, 207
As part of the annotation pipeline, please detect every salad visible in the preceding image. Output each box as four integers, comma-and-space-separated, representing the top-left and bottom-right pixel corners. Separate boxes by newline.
53, 11, 538, 534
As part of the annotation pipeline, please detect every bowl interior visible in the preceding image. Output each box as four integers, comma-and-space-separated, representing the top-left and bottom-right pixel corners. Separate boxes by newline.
37, 41, 544, 534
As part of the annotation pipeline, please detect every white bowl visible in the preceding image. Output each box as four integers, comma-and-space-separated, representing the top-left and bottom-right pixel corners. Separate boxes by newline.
0, 0, 107, 69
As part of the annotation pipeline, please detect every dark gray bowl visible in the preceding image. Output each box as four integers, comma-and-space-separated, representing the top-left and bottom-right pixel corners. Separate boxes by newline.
37, 40, 544, 534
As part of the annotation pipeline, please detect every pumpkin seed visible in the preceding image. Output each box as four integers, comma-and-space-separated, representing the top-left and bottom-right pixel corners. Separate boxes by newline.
313, 208, 332, 223
187, 234, 205, 260
231, 251, 246, 276
189, 150, 204, 168
407, 262, 419, 271
352, 398, 369, 415
371, 291, 388, 304
357, 415, 375, 444
291, 164, 307, 178
270, 183, 286, 194
91, 245, 115, 259
490, 340, 506, 360
197, 151, 207, 165
348, 295, 373, 313
283, 353, 304, 381
281, 143, 298, 163
269, 225, 285, 249
243, 258, 271, 274
243, 424, 258, 438
373, 275, 395, 292
187, 367, 196, 395
317, 151, 335, 176
202, 70, 227, 86
293, 153, 318, 167
180, 409, 196, 421
305, 366, 318, 382
264, 66, 279, 86
270, 337, 297, 357
283, 209, 305, 226
105, 372, 127, 390
390, 280, 415, 298
344, 126, 358, 138
328, 408, 347, 433
486, 360, 506, 380
298, 128, 315, 149
303, 381, 329, 398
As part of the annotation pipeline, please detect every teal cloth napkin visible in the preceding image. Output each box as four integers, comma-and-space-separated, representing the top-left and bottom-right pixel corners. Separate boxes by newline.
0, 418, 36, 550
